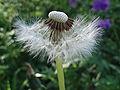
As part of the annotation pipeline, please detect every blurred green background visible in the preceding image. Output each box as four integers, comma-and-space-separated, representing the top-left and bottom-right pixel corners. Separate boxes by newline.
0, 0, 120, 90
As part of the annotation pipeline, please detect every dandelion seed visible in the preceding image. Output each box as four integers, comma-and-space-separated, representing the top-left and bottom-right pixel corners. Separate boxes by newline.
15, 11, 102, 63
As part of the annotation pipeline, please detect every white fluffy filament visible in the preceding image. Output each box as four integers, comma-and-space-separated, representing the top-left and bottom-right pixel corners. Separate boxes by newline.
14, 16, 102, 63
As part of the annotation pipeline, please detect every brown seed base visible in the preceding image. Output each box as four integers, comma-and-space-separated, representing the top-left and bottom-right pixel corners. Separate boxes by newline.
44, 18, 74, 31
44, 18, 74, 44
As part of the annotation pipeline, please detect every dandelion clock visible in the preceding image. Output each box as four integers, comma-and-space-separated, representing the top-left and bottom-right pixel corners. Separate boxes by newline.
15, 11, 103, 90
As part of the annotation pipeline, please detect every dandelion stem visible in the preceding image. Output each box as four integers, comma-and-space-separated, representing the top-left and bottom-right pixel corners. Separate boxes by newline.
56, 57, 65, 90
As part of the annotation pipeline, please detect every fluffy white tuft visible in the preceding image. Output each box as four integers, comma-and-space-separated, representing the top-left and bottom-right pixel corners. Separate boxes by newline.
14, 16, 103, 63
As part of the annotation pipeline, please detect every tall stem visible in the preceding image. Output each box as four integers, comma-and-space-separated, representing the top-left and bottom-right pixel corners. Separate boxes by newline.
56, 57, 65, 90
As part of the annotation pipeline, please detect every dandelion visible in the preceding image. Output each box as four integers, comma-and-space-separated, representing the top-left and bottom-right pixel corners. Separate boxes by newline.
15, 11, 103, 90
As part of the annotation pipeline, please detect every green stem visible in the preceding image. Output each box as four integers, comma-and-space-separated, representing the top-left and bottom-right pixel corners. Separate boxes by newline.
56, 57, 65, 90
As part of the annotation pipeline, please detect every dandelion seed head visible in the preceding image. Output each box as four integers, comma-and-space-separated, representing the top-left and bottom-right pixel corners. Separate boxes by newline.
15, 11, 103, 63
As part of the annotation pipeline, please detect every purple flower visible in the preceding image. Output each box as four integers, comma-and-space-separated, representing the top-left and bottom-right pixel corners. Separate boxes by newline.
98, 19, 111, 29
69, 0, 77, 8
91, 0, 110, 12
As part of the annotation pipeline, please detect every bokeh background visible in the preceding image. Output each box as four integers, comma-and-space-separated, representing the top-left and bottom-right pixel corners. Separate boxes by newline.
0, 0, 120, 90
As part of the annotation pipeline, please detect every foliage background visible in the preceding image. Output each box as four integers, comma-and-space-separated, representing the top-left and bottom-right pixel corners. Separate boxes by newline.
0, 0, 120, 90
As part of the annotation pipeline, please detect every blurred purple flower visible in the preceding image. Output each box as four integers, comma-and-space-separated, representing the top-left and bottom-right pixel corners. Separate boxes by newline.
91, 0, 110, 12
98, 19, 111, 29
69, 0, 77, 8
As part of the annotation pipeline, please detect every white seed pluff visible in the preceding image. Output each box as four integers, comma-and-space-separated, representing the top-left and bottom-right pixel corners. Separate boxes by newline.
15, 11, 102, 63
48, 11, 68, 23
